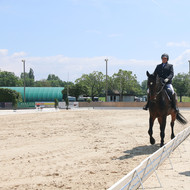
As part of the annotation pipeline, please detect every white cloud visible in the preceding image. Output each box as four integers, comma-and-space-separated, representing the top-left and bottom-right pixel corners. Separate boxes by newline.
0, 49, 190, 83
12, 51, 27, 57
166, 41, 190, 48
172, 49, 190, 65
0, 49, 8, 56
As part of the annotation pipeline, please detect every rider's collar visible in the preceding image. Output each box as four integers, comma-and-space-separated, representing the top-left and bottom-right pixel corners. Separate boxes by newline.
162, 62, 168, 65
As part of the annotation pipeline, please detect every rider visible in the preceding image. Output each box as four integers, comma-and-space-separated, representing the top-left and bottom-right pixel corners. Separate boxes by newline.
143, 53, 179, 112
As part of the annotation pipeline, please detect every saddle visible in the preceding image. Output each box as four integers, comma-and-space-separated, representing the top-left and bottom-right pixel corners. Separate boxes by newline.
164, 89, 171, 101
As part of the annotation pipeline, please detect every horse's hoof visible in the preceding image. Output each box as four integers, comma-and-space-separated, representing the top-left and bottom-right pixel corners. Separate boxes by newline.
171, 134, 175, 139
150, 137, 155, 145
160, 143, 164, 147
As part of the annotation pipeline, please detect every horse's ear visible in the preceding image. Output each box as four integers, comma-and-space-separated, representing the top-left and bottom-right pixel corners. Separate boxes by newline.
146, 71, 150, 77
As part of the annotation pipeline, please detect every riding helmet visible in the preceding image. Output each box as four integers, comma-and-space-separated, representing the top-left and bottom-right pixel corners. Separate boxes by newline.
161, 53, 169, 61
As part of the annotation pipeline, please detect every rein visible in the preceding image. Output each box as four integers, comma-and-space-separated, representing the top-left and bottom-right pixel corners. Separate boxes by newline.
156, 82, 166, 95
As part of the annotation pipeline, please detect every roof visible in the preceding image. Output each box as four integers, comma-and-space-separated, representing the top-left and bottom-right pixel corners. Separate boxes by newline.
0, 87, 64, 102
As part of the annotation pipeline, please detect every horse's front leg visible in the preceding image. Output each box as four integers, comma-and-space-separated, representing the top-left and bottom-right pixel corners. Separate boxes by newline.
158, 116, 167, 147
148, 116, 156, 145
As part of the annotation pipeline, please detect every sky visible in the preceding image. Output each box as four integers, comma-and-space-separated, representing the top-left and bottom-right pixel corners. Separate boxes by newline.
0, 0, 190, 83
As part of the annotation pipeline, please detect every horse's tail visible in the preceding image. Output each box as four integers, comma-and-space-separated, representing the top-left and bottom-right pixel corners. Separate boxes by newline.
176, 112, 187, 125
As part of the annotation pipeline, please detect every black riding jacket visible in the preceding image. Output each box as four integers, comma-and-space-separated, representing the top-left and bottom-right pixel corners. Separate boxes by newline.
153, 62, 174, 84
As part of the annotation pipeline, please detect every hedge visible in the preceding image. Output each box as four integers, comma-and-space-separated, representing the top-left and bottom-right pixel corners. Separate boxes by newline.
0, 88, 22, 108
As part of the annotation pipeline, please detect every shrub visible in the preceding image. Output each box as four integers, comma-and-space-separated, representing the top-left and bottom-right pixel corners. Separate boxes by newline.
0, 88, 22, 109
65, 97, 69, 110
54, 98, 59, 108
87, 98, 92, 103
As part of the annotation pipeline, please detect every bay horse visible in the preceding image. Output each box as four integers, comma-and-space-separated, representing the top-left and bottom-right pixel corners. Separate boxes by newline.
146, 71, 187, 147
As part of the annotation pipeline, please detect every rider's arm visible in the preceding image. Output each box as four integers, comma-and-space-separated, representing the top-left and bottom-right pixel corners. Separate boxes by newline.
167, 65, 174, 80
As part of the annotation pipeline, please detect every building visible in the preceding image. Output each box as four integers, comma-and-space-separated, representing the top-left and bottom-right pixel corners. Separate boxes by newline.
107, 90, 135, 102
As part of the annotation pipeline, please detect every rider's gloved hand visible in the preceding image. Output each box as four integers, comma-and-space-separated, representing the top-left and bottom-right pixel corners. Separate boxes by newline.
160, 77, 165, 84
164, 78, 169, 83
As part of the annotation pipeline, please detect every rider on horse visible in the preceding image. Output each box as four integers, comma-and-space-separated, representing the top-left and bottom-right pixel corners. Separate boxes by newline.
143, 53, 179, 113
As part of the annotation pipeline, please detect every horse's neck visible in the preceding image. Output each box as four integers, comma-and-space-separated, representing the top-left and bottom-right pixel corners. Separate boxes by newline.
156, 89, 169, 107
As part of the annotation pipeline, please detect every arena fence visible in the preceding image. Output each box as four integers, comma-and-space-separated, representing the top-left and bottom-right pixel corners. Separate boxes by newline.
108, 126, 190, 190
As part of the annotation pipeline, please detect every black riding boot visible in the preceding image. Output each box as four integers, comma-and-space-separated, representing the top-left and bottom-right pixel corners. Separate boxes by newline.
143, 97, 149, 110
171, 94, 179, 113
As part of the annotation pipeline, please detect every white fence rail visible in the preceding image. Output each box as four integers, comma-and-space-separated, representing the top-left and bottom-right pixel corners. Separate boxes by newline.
108, 126, 190, 190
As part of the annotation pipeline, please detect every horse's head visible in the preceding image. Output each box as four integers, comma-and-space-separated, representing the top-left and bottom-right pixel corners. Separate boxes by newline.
146, 71, 157, 100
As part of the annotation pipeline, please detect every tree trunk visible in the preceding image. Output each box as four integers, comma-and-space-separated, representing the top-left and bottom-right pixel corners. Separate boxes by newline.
180, 94, 182, 102
119, 93, 123, 102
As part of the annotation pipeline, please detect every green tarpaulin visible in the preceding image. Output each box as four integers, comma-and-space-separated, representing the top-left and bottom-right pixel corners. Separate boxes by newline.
0, 87, 64, 102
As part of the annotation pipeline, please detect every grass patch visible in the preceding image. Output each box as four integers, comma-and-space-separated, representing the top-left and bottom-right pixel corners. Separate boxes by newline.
99, 97, 105, 102
177, 96, 190, 102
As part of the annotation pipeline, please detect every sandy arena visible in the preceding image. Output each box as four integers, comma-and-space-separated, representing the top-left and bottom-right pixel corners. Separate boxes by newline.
0, 108, 189, 190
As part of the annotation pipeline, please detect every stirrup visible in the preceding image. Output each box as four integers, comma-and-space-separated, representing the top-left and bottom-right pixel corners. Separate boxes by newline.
175, 107, 179, 113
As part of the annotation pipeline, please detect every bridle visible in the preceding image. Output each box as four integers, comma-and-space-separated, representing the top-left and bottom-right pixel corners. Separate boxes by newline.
148, 77, 166, 101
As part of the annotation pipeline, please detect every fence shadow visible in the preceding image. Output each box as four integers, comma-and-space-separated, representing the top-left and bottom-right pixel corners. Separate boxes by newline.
179, 171, 190, 177
117, 144, 160, 160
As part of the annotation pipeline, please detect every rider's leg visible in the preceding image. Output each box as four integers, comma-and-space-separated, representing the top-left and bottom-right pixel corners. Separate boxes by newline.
143, 89, 150, 110
166, 84, 179, 112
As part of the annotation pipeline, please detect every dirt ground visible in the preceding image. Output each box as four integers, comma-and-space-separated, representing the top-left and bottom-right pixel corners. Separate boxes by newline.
0, 109, 189, 190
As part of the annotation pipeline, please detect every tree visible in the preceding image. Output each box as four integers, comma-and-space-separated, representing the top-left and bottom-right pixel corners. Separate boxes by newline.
75, 71, 105, 100
47, 74, 60, 81
62, 88, 67, 101
173, 73, 190, 102
0, 88, 22, 109
141, 80, 148, 95
29, 68, 35, 80
69, 83, 88, 101
20, 68, 35, 87
34, 79, 51, 87
47, 74, 64, 87
0, 71, 22, 87
54, 98, 59, 109
112, 70, 142, 101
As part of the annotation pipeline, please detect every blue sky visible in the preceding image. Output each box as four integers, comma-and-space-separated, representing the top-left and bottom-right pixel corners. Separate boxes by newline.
0, 0, 190, 83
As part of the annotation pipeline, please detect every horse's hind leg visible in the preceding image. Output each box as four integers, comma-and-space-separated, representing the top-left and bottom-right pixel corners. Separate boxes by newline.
158, 116, 167, 147
148, 116, 156, 145
171, 113, 176, 139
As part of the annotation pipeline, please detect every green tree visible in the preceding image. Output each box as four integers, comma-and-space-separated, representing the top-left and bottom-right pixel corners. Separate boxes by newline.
62, 88, 67, 101
75, 71, 105, 100
47, 74, 60, 81
0, 71, 22, 87
54, 98, 59, 108
0, 88, 22, 109
34, 79, 51, 87
141, 80, 147, 95
29, 68, 35, 80
20, 68, 35, 87
47, 74, 64, 87
173, 73, 190, 102
112, 70, 142, 101
69, 83, 88, 101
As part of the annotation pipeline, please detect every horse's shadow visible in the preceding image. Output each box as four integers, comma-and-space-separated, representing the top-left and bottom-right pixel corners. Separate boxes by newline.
117, 144, 160, 160
179, 171, 190, 177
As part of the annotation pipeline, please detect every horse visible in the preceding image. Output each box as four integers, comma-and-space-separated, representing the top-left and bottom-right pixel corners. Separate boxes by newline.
146, 71, 187, 147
